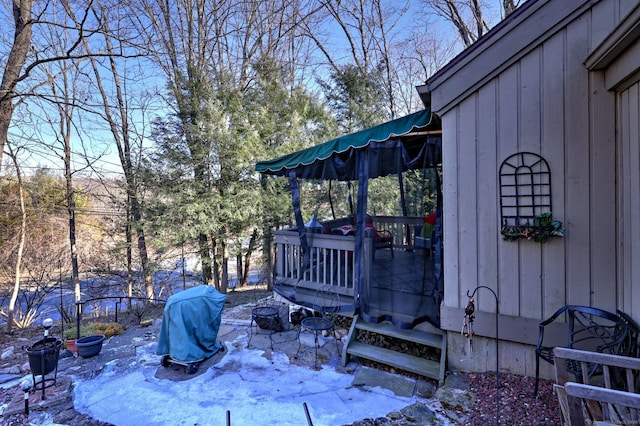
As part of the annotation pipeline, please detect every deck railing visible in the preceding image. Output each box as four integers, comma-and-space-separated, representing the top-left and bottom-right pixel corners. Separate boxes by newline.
275, 231, 356, 297
273, 216, 425, 301
370, 215, 425, 249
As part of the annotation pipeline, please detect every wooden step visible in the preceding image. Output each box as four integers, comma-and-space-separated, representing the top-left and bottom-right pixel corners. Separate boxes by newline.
342, 315, 447, 385
346, 341, 442, 380
354, 321, 443, 348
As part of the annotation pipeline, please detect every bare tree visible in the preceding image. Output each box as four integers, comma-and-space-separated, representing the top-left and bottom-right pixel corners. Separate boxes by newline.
298, 0, 433, 118
82, 0, 155, 301
421, 0, 524, 48
503, 0, 519, 17
39, 59, 85, 304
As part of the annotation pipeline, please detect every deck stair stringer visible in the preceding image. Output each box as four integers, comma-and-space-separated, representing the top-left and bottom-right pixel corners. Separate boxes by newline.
342, 314, 447, 385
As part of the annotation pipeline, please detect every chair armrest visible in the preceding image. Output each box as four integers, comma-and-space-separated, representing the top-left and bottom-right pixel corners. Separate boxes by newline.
536, 305, 570, 351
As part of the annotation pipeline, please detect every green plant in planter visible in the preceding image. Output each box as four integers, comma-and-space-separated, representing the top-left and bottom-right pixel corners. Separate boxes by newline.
501, 212, 564, 243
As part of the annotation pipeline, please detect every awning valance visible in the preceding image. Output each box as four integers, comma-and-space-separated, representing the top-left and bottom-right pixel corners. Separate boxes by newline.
255, 108, 441, 181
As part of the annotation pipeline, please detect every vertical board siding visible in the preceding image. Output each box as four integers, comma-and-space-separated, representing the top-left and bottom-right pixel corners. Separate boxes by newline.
540, 32, 567, 319
589, 71, 617, 313
442, 0, 633, 327
518, 51, 544, 320
496, 66, 521, 317
563, 13, 593, 307
457, 95, 480, 307
630, 84, 640, 319
620, 83, 640, 318
619, 88, 632, 315
476, 81, 499, 312
443, 112, 460, 308
616, 89, 629, 313
435, 0, 640, 376
588, 0, 619, 314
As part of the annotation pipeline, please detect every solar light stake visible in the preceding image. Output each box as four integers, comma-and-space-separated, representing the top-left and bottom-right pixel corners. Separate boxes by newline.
467, 286, 500, 425
43, 318, 54, 337
20, 378, 32, 415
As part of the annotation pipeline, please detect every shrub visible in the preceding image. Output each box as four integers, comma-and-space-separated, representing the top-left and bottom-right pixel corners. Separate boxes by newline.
63, 321, 124, 339
89, 322, 124, 338
63, 324, 93, 340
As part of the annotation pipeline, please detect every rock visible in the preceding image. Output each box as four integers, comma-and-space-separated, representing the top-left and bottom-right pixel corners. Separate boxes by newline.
435, 385, 475, 410
343, 361, 359, 373
415, 379, 437, 399
6, 366, 21, 375
1, 346, 15, 360
444, 371, 470, 391
386, 411, 403, 420
400, 403, 437, 423
350, 419, 375, 426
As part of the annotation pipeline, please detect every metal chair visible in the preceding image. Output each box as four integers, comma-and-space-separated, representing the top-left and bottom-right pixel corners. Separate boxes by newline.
296, 285, 342, 369
617, 309, 640, 358
365, 216, 393, 259
247, 282, 284, 350
534, 305, 629, 397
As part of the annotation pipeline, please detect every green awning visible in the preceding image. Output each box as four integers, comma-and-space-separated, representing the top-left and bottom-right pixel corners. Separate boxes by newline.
256, 109, 441, 181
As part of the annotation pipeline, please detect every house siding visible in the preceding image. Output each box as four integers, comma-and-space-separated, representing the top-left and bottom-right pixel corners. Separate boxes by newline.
619, 82, 640, 321
430, 0, 639, 376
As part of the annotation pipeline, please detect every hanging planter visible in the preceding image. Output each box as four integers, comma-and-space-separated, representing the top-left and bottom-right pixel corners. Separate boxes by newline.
501, 212, 564, 243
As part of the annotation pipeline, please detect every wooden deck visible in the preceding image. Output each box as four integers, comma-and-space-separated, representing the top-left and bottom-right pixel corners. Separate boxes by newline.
273, 219, 441, 329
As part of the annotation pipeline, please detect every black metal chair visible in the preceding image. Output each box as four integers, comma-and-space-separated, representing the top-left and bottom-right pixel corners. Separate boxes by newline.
364, 216, 393, 259
617, 310, 640, 358
247, 282, 284, 350
534, 305, 629, 397
296, 285, 341, 369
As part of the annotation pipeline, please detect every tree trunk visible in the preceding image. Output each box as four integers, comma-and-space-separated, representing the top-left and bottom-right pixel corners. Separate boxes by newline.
126, 202, 133, 298
236, 255, 243, 287
263, 228, 274, 291
65, 131, 81, 304
130, 192, 153, 300
220, 238, 228, 294
0, 0, 33, 170
241, 228, 258, 287
199, 233, 213, 285
6, 148, 27, 334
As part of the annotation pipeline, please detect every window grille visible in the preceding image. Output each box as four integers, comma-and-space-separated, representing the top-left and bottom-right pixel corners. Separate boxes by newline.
499, 152, 552, 228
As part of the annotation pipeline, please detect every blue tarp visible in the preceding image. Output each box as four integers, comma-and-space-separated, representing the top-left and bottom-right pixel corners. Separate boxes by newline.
156, 285, 227, 363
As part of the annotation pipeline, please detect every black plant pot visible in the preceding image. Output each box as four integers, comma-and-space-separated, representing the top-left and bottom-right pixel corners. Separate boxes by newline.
25, 337, 62, 376
76, 334, 106, 358
25, 336, 63, 400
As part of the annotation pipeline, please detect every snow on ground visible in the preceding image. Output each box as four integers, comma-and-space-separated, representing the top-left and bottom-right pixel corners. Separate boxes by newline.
71, 334, 450, 426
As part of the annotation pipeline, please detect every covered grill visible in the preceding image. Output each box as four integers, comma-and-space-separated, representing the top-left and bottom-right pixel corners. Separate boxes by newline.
157, 285, 227, 373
